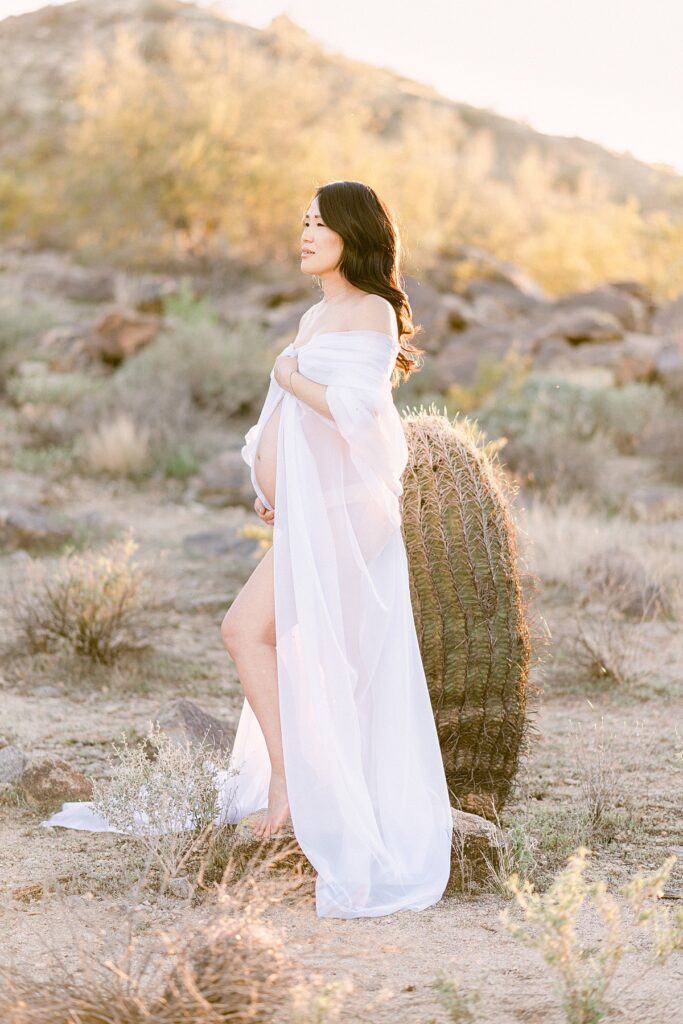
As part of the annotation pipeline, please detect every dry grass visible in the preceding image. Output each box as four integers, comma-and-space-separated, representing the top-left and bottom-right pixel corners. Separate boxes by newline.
515, 494, 683, 604
75, 411, 154, 479
0, 842, 342, 1024
6, 532, 166, 664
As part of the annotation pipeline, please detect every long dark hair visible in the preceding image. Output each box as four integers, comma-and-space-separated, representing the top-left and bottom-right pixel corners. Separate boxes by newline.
310, 180, 424, 385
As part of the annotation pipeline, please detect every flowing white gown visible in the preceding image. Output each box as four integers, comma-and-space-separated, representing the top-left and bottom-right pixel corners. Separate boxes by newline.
40, 329, 454, 919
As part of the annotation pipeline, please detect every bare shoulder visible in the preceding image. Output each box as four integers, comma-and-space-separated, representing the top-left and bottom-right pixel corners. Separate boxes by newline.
352, 293, 398, 340
300, 300, 324, 328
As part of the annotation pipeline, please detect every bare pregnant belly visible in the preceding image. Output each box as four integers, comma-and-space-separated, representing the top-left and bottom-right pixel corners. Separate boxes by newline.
254, 400, 282, 508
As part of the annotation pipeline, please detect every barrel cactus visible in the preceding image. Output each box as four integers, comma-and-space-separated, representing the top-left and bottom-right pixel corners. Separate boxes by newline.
400, 405, 533, 821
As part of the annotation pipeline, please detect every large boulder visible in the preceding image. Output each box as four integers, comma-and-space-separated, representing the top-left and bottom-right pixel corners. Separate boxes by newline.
655, 343, 683, 399
19, 756, 92, 811
435, 244, 548, 301
528, 306, 624, 346
461, 278, 548, 323
86, 306, 163, 364
431, 324, 525, 389
551, 284, 651, 333
154, 698, 234, 754
0, 503, 74, 552
653, 290, 683, 345
532, 331, 663, 383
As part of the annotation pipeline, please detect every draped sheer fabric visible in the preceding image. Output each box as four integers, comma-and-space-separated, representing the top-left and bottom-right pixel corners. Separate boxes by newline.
40, 329, 453, 919
227, 329, 453, 918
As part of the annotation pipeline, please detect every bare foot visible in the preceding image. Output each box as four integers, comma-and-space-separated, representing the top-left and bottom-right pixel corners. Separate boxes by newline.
250, 772, 292, 838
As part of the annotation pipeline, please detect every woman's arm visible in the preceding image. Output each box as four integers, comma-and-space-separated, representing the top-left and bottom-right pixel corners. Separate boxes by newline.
274, 354, 333, 421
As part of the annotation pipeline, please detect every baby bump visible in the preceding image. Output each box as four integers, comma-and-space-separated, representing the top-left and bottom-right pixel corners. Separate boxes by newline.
254, 400, 282, 509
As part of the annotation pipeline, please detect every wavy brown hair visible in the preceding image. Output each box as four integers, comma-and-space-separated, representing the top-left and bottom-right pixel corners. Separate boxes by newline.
310, 180, 424, 386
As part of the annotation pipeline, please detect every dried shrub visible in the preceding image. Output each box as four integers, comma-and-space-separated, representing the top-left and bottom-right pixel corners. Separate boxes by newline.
7, 532, 164, 663
90, 721, 238, 893
573, 545, 671, 620
0, 844, 345, 1023
500, 847, 682, 1024
571, 611, 651, 689
75, 411, 154, 479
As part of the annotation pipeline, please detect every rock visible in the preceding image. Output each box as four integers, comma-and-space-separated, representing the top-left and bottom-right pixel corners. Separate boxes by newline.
653, 290, 683, 345
37, 323, 93, 371
447, 807, 508, 892
154, 698, 234, 754
462, 278, 547, 322
0, 746, 28, 784
87, 306, 162, 364
533, 331, 663, 383
613, 332, 662, 384
436, 244, 548, 301
609, 279, 657, 312
57, 268, 117, 303
0, 503, 73, 552
117, 275, 181, 315
19, 757, 92, 811
530, 306, 624, 346
432, 324, 524, 389
441, 293, 481, 332
655, 343, 683, 400
402, 275, 451, 353
552, 284, 651, 332
194, 450, 254, 507
533, 336, 620, 375
626, 486, 683, 522
166, 876, 193, 899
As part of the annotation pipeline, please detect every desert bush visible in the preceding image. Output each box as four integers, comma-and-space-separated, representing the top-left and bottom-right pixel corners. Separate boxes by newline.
90, 721, 238, 892
6, 369, 94, 408
500, 847, 682, 1024
8, 532, 164, 663
162, 276, 219, 324
572, 545, 671, 620
0, 846, 341, 1024
75, 410, 154, 479
431, 970, 482, 1023
446, 347, 533, 414
477, 373, 662, 455
570, 606, 652, 689
569, 719, 634, 845
588, 382, 663, 454
67, 318, 271, 470
0, 295, 72, 381
503, 426, 617, 504
636, 405, 683, 484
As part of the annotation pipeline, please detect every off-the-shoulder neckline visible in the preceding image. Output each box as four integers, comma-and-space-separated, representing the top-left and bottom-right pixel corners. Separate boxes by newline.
291, 329, 398, 351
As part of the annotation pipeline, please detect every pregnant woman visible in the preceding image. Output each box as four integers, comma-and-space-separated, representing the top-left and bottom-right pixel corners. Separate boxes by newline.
219, 180, 454, 918
41, 180, 453, 920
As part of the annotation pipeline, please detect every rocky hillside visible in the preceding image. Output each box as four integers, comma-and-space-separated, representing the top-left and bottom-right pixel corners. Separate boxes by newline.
1, 0, 681, 215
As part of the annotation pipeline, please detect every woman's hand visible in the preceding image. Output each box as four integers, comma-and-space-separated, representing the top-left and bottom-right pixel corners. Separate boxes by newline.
273, 353, 299, 392
254, 496, 274, 525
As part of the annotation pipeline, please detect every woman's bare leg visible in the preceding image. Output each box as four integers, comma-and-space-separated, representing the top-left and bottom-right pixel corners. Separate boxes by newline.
220, 544, 291, 837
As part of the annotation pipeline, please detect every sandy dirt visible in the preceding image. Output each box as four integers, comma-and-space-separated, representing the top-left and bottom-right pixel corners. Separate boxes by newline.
2, 480, 682, 1024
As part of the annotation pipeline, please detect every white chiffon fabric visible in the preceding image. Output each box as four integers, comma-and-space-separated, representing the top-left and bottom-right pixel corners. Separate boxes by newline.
40, 328, 453, 919
229, 329, 453, 917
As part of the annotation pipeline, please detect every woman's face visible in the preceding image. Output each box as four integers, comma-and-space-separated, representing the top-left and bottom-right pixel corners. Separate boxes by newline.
300, 198, 343, 276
